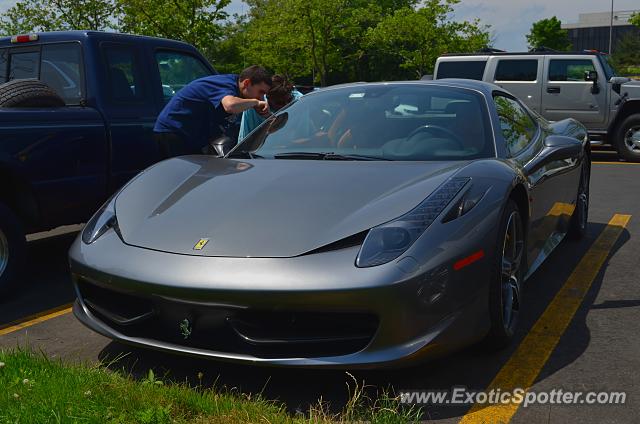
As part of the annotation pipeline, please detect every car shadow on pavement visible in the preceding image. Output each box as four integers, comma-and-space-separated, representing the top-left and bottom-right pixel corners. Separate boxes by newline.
98, 222, 628, 420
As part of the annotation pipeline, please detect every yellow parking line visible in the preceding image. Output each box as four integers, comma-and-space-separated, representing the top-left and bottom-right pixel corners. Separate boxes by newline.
0, 303, 73, 337
459, 214, 631, 424
592, 161, 640, 165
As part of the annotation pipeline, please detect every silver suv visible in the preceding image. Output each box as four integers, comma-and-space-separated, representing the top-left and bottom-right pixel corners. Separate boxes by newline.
434, 51, 640, 162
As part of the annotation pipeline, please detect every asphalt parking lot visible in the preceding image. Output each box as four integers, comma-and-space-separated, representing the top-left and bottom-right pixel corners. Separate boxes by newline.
1, 148, 639, 423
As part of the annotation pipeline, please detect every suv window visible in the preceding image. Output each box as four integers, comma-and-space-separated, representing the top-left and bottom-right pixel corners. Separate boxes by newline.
41, 43, 83, 104
104, 45, 145, 103
155, 51, 210, 103
494, 95, 537, 156
495, 59, 538, 81
549, 59, 595, 82
9, 51, 39, 80
436, 60, 486, 80
0, 49, 7, 83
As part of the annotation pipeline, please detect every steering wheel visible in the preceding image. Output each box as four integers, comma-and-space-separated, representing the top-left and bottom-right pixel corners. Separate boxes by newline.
405, 125, 465, 149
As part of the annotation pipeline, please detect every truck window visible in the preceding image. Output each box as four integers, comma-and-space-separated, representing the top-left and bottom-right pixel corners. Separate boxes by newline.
548, 59, 595, 82
104, 45, 145, 103
155, 51, 210, 103
41, 43, 83, 105
495, 60, 538, 81
436, 60, 486, 80
494, 94, 537, 157
9, 51, 39, 80
0, 49, 7, 83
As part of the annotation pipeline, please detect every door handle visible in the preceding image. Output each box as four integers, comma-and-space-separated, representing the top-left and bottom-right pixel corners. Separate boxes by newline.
547, 87, 561, 94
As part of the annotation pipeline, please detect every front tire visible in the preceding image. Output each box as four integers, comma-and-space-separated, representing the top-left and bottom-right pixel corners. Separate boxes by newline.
614, 114, 640, 163
0, 202, 27, 297
485, 199, 525, 349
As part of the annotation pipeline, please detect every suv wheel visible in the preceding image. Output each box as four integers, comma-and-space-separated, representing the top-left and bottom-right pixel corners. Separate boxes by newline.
615, 114, 640, 163
0, 202, 26, 297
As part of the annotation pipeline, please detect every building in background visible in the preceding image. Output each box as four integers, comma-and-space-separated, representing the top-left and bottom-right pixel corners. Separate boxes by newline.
562, 10, 639, 53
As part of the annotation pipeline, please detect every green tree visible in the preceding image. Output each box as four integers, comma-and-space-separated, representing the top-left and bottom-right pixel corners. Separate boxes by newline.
630, 13, 639, 28
526, 16, 572, 51
365, 0, 490, 79
0, 0, 119, 34
117, 0, 230, 52
610, 33, 640, 75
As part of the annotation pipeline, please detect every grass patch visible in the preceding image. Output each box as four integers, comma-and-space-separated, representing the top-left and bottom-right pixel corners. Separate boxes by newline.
0, 348, 421, 423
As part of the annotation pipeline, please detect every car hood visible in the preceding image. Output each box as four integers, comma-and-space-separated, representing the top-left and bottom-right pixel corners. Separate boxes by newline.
622, 79, 640, 94
115, 156, 466, 257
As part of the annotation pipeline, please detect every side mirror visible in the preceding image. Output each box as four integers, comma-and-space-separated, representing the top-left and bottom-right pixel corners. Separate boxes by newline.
585, 71, 599, 94
206, 135, 236, 157
524, 136, 582, 175
543, 135, 583, 161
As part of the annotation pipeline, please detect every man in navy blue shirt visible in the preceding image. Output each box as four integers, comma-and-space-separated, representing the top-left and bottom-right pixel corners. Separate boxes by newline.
154, 65, 272, 158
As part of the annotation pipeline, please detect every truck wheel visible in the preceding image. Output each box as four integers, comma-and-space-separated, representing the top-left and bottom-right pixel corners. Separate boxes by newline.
615, 114, 640, 163
0, 202, 27, 297
0, 79, 65, 108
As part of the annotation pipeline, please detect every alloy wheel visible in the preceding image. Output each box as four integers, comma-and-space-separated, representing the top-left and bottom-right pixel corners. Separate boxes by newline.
624, 126, 640, 153
501, 211, 524, 331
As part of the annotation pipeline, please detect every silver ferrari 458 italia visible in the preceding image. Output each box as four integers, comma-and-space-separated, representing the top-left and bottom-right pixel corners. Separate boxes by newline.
69, 80, 590, 368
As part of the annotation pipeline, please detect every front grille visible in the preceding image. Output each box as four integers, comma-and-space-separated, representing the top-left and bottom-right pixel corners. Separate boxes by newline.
77, 279, 378, 358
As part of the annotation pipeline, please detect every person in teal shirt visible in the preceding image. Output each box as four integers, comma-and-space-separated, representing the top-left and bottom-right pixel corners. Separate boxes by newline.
238, 75, 303, 141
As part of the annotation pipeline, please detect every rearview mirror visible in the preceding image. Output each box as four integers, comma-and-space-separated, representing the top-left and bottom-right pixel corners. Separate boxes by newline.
206, 135, 236, 157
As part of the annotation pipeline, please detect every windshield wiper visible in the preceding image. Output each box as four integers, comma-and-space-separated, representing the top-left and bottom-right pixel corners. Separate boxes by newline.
273, 152, 389, 161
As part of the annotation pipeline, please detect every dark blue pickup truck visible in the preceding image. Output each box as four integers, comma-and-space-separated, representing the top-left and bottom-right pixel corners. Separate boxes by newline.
0, 31, 216, 293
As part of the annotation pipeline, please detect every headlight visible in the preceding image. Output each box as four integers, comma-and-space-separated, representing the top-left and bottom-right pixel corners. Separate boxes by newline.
355, 177, 470, 268
82, 195, 119, 244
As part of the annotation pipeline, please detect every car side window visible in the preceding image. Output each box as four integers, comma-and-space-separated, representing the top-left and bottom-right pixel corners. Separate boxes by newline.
41, 43, 84, 105
0, 49, 7, 83
155, 51, 211, 103
9, 50, 39, 80
495, 59, 538, 81
103, 44, 145, 104
548, 59, 595, 82
494, 94, 537, 156
436, 60, 487, 80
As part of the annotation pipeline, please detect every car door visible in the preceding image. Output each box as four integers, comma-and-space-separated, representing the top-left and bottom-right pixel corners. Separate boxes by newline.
492, 57, 543, 113
100, 42, 159, 192
494, 93, 573, 270
541, 56, 607, 128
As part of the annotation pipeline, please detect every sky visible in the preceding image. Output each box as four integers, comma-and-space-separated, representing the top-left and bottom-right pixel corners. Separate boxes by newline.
1, 0, 638, 51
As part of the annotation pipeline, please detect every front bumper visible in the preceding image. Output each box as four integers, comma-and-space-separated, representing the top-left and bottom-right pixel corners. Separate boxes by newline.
69, 224, 492, 368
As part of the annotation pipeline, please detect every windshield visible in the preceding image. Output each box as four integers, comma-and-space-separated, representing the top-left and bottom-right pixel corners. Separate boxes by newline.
598, 54, 618, 80
231, 84, 494, 161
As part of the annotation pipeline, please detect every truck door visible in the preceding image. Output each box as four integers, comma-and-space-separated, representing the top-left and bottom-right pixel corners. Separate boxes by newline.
100, 42, 160, 192
492, 57, 543, 113
541, 57, 607, 128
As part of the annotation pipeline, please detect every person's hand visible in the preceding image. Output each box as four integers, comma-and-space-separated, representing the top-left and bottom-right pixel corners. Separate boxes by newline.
255, 100, 270, 117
